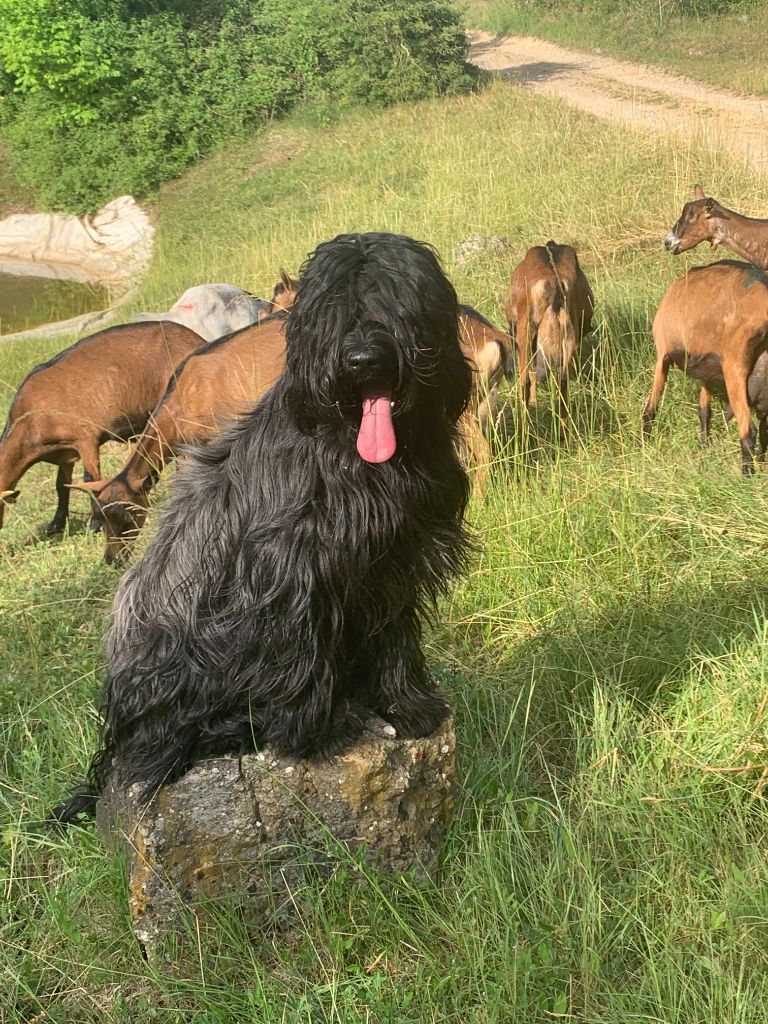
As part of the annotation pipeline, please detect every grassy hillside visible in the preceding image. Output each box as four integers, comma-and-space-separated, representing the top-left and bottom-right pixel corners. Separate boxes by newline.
2, 80, 768, 1021
466, 1, 768, 96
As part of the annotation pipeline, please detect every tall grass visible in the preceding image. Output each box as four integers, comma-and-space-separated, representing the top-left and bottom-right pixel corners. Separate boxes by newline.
2, 80, 768, 1021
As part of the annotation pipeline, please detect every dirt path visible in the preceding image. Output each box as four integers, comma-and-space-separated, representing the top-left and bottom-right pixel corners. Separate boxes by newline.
469, 31, 768, 174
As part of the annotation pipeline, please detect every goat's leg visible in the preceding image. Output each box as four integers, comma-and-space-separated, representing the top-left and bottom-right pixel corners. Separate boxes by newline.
722, 363, 756, 476
759, 417, 768, 462
513, 324, 530, 407
458, 407, 490, 496
513, 307, 535, 408
557, 371, 569, 447
529, 323, 539, 406
47, 462, 75, 535
642, 355, 669, 438
78, 441, 104, 531
698, 384, 712, 445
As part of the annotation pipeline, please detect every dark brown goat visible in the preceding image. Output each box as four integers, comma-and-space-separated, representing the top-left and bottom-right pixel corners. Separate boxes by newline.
0, 321, 203, 533
73, 314, 287, 562
503, 241, 594, 441
665, 185, 768, 269
642, 260, 768, 475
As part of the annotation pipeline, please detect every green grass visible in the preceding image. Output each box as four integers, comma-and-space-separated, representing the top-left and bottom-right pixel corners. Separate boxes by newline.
2, 78, 768, 1021
466, 1, 768, 96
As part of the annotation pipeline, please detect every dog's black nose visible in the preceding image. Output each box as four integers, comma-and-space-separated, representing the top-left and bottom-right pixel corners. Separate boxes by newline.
347, 350, 384, 373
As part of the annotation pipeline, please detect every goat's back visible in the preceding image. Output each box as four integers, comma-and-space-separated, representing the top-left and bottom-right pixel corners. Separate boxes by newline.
135, 285, 272, 342
505, 242, 593, 331
653, 261, 768, 364
159, 314, 287, 438
6, 322, 204, 440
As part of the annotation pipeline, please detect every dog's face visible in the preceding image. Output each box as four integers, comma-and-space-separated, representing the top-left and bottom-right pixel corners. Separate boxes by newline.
285, 233, 472, 463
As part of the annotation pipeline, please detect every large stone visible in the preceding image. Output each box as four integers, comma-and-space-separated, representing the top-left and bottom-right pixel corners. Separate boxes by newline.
454, 234, 512, 267
97, 716, 456, 951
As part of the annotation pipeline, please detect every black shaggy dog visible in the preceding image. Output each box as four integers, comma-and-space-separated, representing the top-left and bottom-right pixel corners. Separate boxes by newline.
53, 231, 474, 822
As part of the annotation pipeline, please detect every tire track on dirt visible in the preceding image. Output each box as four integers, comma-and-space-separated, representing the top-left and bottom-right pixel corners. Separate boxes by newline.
469, 31, 768, 173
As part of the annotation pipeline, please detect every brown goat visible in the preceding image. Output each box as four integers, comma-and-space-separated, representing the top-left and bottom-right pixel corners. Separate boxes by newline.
457, 305, 514, 489
0, 321, 204, 534
73, 313, 287, 562
642, 260, 768, 475
503, 241, 594, 442
665, 185, 768, 270
269, 269, 299, 312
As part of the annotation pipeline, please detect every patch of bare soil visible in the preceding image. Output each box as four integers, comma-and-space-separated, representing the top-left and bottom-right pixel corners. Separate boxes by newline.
469, 31, 768, 174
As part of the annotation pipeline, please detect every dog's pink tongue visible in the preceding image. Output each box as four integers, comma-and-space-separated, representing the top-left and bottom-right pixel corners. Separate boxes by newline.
357, 395, 396, 463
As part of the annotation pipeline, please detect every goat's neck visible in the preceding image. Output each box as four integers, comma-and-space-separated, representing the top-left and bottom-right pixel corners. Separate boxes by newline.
122, 426, 174, 492
0, 423, 32, 490
719, 209, 768, 271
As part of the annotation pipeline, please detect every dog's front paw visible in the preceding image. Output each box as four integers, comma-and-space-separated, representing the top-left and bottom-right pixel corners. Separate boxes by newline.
382, 694, 451, 739
367, 717, 398, 740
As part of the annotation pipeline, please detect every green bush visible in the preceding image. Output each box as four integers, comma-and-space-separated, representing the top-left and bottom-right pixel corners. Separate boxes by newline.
497, 0, 752, 14
0, 0, 472, 213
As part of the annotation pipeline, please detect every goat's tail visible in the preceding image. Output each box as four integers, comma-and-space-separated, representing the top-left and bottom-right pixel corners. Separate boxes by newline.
544, 240, 567, 315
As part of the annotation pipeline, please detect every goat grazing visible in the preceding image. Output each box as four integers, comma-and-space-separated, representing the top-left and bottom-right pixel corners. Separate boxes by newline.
665, 185, 768, 270
457, 305, 513, 488
0, 321, 204, 533
133, 284, 273, 341
504, 241, 594, 441
73, 313, 287, 562
642, 260, 768, 475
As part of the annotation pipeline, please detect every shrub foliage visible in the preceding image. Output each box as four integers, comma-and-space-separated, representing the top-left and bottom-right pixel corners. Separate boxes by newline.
499, 0, 752, 15
0, 0, 471, 213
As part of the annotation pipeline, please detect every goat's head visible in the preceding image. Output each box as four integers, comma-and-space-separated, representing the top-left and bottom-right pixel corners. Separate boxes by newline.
269, 269, 299, 312
69, 479, 149, 565
665, 184, 727, 255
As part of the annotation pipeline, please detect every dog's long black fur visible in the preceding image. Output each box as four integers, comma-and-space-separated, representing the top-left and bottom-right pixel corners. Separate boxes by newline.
52, 232, 474, 823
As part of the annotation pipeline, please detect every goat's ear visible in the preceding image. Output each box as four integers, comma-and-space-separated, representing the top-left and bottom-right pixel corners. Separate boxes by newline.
705, 198, 717, 214
694, 183, 706, 199
283, 269, 300, 294
0, 489, 19, 504
67, 480, 107, 494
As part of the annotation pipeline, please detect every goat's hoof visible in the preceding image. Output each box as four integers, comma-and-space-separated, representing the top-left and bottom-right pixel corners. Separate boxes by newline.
45, 520, 65, 536
88, 518, 103, 533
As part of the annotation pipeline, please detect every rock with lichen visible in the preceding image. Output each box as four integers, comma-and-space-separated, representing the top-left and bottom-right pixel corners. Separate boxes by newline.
454, 234, 512, 267
97, 715, 456, 951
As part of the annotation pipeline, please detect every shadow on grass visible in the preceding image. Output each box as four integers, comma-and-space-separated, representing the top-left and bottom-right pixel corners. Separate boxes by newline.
486, 380, 624, 478
0, 508, 105, 559
450, 566, 768, 799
